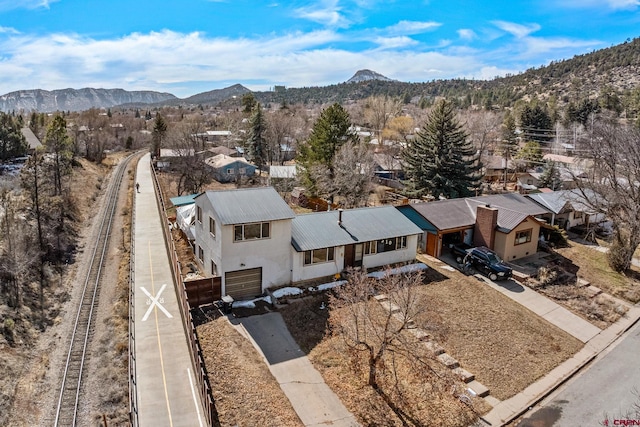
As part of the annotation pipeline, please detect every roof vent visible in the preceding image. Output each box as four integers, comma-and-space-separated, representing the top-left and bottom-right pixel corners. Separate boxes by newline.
338, 208, 344, 225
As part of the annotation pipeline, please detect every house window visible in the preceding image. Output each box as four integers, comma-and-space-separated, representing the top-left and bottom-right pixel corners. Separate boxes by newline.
196, 205, 202, 223
239, 167, 246, 175
574, 211, 583, 219
227, 168, 235, 175
304, 247, 335, 265
211, 260, 217, 276
234, 222, 271, 241
364, 241, 377, 255
198, 245, 204, 261
515, 229, 532, 245
209, 217, 215, 236
366, 236, 408, 254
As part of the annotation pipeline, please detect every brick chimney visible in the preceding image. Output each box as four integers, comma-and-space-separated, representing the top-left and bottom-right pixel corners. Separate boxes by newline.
473, 205, 498, 249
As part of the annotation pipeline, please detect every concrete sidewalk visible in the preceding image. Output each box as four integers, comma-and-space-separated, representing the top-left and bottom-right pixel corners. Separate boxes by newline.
231, 312, 360, 427
480, 304, 640, 426
134, 154, 205, 427
477, 275, 602, 343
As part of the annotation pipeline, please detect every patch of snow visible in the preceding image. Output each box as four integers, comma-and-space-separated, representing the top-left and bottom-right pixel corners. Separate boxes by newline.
272, 287, 304, 298
367, 263, 429, 279
233, 300, 256, 309
311, 280, 347, 292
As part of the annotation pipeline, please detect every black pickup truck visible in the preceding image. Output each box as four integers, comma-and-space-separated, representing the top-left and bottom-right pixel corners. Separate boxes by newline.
449, 242, 472, 263
449, 244, 513, 281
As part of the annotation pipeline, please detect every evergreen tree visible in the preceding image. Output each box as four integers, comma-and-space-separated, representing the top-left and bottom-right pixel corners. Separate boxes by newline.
44, 115, 74, 196
151, 113, 167, 158
520, 104, 553, 143
247, 103, 267, 172
516, 141, 543, 166
0, 113, 28, 161
402, 99, 481, 199
297, 103, 358, 195
538, 160, 562, 190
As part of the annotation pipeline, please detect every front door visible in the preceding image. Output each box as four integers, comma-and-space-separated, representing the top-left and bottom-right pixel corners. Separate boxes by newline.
344, 243, 364, 268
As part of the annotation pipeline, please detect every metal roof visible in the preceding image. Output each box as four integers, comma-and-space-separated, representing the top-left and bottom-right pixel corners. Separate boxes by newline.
199, 187, 295, 225
21, 127, 42, 150
205, 154, 253, 169
292, 206, 422, 252
269, 165, 297, 179
527, 189, 597, 215
169, 193, 198, 207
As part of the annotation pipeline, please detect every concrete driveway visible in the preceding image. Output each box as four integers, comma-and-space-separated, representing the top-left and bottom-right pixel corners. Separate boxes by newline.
233, 312, 359, 427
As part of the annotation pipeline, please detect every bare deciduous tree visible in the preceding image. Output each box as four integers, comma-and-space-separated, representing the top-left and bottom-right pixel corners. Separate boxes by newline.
364, 95, 403, 143
310, 141, 375, 208
328, 268, 468, 425
575, 116, 640, 272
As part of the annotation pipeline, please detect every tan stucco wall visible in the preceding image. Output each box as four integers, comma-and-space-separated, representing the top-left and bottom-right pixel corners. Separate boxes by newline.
494, 217, 540, 261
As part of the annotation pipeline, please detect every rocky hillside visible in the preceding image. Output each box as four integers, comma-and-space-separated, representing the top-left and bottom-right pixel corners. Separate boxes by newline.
178, 83, 251, 106
0, 88, 177, 112
346, 69, 395, 84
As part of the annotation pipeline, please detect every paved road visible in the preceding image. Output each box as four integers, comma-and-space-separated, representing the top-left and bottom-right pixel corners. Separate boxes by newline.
518, 320, 640, 427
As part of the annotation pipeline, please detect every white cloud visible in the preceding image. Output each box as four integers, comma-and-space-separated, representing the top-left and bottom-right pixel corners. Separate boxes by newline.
0, 26, 20, 34
0, 0, 58, 10
372, 36, 418, 50
294, 0, 351, 28
557, 0, 639, 10
492, 20, 541, 38
384, 20, 441, 36
457, 29, 476, 41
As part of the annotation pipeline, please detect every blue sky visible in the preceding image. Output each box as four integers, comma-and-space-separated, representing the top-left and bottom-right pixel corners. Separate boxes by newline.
0, 0, 639, 97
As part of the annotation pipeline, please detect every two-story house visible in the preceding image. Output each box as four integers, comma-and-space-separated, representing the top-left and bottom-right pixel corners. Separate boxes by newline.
194, 187, 295, 299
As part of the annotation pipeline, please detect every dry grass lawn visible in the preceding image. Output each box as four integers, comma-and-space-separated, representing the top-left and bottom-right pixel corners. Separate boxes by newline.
413, 264, 583, 400
280, 295, 489, 427
554, 241, 640, 303
281, 258, 584, 417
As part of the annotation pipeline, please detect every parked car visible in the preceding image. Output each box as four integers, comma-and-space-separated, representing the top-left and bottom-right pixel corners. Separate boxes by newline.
449, 242, 472, 263
463, 246, 512, 281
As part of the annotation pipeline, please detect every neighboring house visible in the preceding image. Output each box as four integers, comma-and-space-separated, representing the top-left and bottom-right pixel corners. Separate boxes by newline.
398, 193, 550, 261
291, 206, 422, 283
193, 187, 423, 299
194, 187, 296, 299
373, 153, 405, 180
21, 127, 42, 153
483, 155, 512, 182
205, 154, 256, 183
527, 189, 605, 230
208, 146, 239, 157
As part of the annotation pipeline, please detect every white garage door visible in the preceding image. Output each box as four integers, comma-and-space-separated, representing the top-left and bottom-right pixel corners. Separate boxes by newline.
225, 267, 262, 299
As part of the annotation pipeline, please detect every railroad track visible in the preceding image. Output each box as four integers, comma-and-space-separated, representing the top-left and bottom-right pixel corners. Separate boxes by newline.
54, 154, 134, 427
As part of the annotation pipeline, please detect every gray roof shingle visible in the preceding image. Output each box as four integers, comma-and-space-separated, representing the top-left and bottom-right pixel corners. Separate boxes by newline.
292, 206, 422, 251
408, 193, 551, 233
198, 187, 295, 224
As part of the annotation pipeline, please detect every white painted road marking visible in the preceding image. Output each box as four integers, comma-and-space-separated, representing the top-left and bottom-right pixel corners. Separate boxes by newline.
141, 284, 173, 321
187, 368, 204, 427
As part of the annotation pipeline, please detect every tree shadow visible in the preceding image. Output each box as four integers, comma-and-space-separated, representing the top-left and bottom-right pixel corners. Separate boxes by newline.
278, 293, 330, 354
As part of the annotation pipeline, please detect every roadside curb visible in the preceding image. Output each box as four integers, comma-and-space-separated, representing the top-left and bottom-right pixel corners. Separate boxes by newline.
480, 305, 640, 426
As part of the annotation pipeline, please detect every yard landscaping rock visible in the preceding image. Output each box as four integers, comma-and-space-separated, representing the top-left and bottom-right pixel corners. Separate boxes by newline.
437, 353, 460, 369
467, 380, 490, 398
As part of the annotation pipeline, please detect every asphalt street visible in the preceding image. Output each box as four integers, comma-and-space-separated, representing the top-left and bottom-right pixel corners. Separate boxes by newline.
518, 320, 640, 426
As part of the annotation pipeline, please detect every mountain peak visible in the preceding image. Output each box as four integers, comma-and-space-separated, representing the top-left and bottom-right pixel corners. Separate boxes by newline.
346, 69, 394, 83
